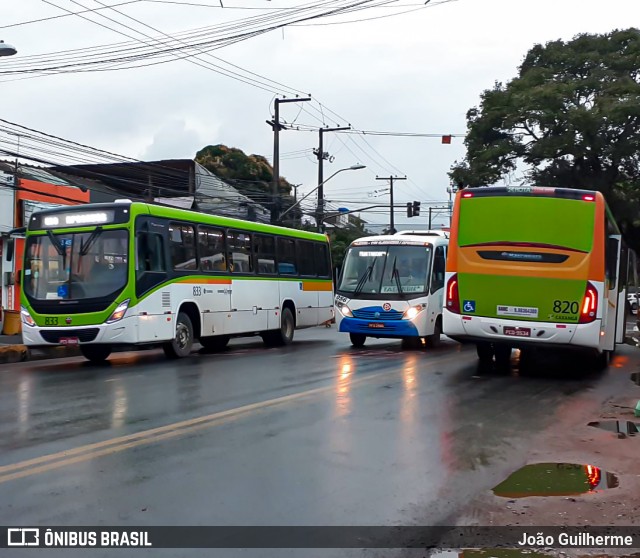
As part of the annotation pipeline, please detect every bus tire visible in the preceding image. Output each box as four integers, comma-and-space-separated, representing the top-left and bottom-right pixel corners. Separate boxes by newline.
349, 333, 367, 348
80, 345, 111, 363
401, 337, 422, 350
595, 349, 611, 370
262, 307, 295, 347
494, 344, 512, 368
200, 335, 230, 352
476, 342, 493, 363
163, 311, 194, 359
425, 317, 442, 348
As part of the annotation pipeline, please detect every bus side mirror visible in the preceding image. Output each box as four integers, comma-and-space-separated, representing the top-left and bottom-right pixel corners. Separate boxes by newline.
607, 237, 619, 287
6, 238, 14, 262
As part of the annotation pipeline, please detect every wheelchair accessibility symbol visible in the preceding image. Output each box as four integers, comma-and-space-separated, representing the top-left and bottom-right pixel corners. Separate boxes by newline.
463, 300, 476, 313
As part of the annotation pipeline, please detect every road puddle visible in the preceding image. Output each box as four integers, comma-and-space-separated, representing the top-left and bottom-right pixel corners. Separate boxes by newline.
428, 551, 553, 558
588, 420, 638, 436
492, 463, 619, 498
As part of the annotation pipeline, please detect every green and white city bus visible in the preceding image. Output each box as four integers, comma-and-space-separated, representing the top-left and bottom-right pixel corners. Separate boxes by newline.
443, 186, 637, 367
20, 201, 333, 362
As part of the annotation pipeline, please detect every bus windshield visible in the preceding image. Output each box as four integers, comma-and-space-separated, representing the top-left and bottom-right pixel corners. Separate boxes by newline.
24, 229, 129, 301
458, 196, 596, 252
338, 244, 431, 295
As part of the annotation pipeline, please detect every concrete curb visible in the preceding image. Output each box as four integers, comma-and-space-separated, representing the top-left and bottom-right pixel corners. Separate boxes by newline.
0, 344, 80, 364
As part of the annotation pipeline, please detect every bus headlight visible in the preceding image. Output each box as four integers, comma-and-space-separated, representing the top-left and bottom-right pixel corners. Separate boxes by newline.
403, 305, 425, 320
335, 301, 353, 318
20, 306, 36, 327
106, 299, 130, 324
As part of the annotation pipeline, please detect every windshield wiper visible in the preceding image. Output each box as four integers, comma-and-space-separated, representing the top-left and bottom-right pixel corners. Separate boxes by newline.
391, 257, 404, 296
80, 227, 103, 256
353, 257, 379, 295
46, 230, 65, 256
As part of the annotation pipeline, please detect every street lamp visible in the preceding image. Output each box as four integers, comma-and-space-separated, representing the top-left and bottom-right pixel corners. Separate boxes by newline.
279, 164, 366, 225
0, 41, 17, 57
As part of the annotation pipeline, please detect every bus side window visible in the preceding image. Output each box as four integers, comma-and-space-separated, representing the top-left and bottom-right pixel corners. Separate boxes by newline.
431, 246, 446, 293
277, 237, 297, 275
254, 234, 276, 275
228, 231, 253, 274
198, 226, 226, 272
137, 233, 166, 274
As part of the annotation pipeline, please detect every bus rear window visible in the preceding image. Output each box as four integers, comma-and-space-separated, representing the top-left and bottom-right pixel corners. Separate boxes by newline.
458, 196, 596, 253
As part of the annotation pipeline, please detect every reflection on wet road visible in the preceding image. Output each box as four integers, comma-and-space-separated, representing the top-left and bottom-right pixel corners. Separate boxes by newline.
0, 329, 634, 533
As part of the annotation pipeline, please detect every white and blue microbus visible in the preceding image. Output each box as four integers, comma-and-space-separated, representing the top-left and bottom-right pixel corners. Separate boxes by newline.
334, 231, 449, 348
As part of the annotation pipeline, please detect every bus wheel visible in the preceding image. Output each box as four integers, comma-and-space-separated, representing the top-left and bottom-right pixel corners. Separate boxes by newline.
494, 344, 512, 368
595, 349, 611, 370
164, 312, 194, 359
349, 333, 367, 348
401, 337, 422, 350
476, 342, 493, 363
262, 307, 295, 347
200, 335, 230, 352
425, 317, 442, 348
80, 345, 111, 363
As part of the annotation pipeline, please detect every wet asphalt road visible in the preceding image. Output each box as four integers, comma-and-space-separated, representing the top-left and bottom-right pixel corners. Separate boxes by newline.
0, 328, 635, 556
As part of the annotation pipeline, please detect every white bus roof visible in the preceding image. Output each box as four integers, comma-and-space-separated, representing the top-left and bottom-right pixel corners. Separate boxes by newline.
394, 230, 449, 238
350, 232, 448, 246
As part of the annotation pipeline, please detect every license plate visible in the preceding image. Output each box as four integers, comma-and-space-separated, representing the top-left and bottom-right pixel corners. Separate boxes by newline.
503, 326, 530, 337
60, 337, 79, 345
368, 323, 385, 329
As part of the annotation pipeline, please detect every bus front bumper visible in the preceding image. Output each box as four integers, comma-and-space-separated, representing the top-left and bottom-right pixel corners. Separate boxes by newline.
442, 309, 602, 350
338, 316, 420, 338
22, 316, 139, 347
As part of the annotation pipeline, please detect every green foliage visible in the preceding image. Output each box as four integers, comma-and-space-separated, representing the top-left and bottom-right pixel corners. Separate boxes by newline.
195, 144, 297, 216
450, 28, 640, 250
329, 221, 368, 269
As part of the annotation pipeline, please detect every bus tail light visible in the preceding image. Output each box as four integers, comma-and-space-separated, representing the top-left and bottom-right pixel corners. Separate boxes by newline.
446, 274, 460, 314
106, 299, 130, 324
579, 283, 598, 323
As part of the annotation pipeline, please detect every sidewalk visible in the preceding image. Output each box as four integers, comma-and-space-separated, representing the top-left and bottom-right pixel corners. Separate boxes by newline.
0, 333, 79, 364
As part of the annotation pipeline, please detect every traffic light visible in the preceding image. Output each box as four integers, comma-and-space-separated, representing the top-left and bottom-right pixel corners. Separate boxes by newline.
406, 202, 413, 218
412, 201, 421, 217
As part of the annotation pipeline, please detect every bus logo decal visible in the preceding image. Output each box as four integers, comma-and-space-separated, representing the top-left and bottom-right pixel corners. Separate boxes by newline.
374, 312, 381, 318
463, 300, 476, 313
382, 303, 391, 311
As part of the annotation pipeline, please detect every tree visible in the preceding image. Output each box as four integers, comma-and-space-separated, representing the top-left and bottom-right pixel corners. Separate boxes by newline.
450, 28, 640, 250
328, 221, 368, 270
195, 144, 298, 219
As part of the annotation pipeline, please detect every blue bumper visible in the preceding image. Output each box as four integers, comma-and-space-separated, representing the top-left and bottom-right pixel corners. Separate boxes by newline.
339, 317, 419, 338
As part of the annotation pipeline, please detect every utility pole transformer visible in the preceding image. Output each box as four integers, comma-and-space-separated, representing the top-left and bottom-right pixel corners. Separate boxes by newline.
376, 175, 407, 233
266, 97, 311, 224
316, 126, 350, 231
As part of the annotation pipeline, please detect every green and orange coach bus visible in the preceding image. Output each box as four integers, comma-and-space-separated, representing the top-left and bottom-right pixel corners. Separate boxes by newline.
443, 186, 637, 367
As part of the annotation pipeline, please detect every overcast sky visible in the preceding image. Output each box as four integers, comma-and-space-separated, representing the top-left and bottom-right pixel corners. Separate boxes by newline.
2, 0, 638, 228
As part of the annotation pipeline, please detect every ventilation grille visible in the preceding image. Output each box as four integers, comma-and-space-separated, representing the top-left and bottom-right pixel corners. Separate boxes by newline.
40, 329, 99, 343
161, 292, 171, 308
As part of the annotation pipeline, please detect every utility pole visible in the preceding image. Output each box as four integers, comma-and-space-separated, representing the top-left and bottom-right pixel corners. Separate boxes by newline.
266, 96, 311, 224
292, 184, 301, 203
427, 206, 451, 229
376, 176, 406, 233
446, 185, 458, 227
315, 126, 350, 231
